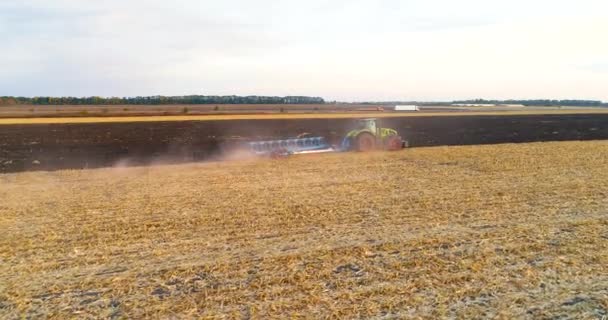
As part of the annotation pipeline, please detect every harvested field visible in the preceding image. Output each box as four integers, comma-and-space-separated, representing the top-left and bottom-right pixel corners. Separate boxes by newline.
2, 109, 608, 124
2, 113, 608, 173
0, 105, 373, 120
1, 141, 608, 318
2, 104, 605, 120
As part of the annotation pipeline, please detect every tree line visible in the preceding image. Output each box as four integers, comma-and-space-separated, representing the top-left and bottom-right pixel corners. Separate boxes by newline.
451, 99, 607, 107
352, 99, 607, 107
1, 96, 605, 107
0, 95, 325, 105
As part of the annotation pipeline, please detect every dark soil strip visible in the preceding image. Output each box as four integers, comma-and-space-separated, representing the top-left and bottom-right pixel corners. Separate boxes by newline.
1, 114, 607, 173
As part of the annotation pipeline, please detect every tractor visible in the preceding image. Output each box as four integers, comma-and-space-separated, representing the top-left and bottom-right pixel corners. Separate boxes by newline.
248, 118, 406, 157
341, 118, 404, 152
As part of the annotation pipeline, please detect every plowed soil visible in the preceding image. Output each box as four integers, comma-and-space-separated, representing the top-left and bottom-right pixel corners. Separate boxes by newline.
1, 114, 608, 173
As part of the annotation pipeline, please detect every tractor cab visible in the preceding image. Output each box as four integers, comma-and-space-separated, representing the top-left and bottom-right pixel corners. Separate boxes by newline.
355, 118, 378, 133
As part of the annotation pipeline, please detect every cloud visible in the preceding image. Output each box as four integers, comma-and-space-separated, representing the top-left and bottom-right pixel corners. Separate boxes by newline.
579, 62, 608, 74
0, 0, 607, 100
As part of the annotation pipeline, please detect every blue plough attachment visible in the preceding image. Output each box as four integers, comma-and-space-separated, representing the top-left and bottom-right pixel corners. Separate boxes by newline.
249, 137, 336, 157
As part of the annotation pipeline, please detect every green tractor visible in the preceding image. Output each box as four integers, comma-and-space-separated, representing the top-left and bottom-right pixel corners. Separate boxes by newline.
341, 118, 405, 152
248, 118, 406, 157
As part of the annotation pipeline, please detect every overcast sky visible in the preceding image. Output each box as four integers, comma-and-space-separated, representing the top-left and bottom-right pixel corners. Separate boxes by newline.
1, 0, 607, 101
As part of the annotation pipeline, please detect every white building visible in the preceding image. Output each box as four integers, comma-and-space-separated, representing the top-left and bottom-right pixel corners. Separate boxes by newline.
395, 105, 420, 111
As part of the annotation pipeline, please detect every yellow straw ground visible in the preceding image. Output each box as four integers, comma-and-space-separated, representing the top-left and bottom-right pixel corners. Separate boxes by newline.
1, 141, 607, 318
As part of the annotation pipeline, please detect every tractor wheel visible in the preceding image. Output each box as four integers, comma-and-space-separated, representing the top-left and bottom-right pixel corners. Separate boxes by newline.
356, 132, 376, 152
385, 135, 403, 151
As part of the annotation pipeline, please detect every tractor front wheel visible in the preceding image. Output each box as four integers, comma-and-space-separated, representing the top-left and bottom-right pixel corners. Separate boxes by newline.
356, 132, 376, 152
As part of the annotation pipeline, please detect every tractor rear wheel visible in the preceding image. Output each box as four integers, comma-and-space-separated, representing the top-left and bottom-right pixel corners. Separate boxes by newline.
385, 135, 403, 151
356, 132, 376, 152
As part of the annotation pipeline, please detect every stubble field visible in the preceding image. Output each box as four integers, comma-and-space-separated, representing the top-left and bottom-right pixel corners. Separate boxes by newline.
1, 141, 607, 318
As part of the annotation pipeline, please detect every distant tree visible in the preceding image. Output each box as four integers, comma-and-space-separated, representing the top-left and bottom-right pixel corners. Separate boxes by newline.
0, 95, 326, 106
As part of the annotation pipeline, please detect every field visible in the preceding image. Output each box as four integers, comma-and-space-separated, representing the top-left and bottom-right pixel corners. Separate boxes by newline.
2, 113, 608, 173
2, 108, 608, 124
2, 104, 606, 120
1, 141, 607, 318
0, 104, 351, 119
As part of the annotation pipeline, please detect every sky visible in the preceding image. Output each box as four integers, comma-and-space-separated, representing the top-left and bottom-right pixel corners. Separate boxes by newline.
1, 0, 607, 101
